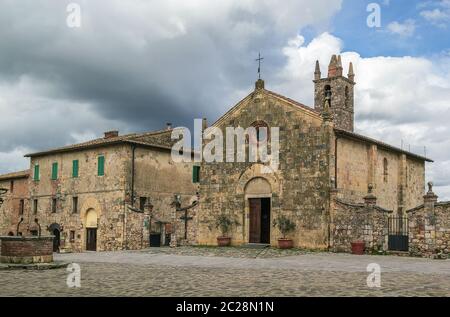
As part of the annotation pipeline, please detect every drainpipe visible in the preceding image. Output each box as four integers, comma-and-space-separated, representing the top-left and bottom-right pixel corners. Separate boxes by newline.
16, 217, 24, 236
334, 136, 338, 189
125, 144, 137, 250
131, 145, 136, 207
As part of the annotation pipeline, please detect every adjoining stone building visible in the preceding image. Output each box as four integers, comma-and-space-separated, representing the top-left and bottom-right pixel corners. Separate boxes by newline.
0, 128, 198, 252
196, 55, 432, 249
0, 170, 30, 236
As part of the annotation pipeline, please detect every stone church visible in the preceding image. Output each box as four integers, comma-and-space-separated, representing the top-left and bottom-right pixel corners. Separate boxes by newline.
196, 55, 431, 249
0, 55, 435, 252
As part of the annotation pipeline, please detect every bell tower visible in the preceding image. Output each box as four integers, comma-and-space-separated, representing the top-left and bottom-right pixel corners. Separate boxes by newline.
314, 55, 355, 132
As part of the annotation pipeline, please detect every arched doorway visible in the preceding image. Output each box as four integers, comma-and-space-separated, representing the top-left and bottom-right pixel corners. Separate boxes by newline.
85, 209, 98, 251
48, 223, 61, 252
245, 177, 272, 244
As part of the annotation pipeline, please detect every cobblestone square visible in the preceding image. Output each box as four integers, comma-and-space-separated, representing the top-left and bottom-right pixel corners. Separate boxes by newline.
0, 247, 449, 297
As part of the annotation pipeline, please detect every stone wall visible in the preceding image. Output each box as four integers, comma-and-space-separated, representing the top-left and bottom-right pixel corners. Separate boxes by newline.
407, 185, 450, 258
330, 187, 392, 253
336, 137, 425, 213
0, 236, 53, 264
0, 176, 29, 236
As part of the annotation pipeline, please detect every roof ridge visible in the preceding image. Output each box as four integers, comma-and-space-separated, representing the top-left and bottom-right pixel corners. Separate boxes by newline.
264, 89, 320, 115
334, 128, 433, 162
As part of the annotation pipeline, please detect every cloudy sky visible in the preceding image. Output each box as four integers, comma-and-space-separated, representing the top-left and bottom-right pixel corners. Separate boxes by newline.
1, 0, 450, 199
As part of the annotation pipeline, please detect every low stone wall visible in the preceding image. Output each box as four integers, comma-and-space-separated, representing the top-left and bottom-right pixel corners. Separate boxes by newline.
0, 236, 54, 264
407, 189, 450, 259
330, 188, 392, 253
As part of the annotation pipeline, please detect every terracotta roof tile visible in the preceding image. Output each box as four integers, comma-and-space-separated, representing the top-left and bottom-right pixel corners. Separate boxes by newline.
0, 170, 30, 181
24, 129, 174, 157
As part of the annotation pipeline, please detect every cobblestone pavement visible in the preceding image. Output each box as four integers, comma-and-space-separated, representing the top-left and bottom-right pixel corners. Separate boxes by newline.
0, 247, 449, 297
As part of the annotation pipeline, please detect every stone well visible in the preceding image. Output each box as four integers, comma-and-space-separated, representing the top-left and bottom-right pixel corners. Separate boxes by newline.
0, 236, 54, 264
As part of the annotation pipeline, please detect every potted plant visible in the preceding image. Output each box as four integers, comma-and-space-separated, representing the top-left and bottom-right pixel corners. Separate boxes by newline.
273, 215, 296, 249
215, 214, 239, 247
351, 240, 365, 255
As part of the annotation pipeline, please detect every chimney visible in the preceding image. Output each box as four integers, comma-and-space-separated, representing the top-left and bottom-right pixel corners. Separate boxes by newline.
166, 123, 172, 130
202, 118, 208, 132
104, 130, 119, 139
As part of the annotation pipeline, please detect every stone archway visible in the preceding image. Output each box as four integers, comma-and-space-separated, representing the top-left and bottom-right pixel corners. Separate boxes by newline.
236, 164, 281, 245
79, 197, 102, 251
85, 208, 98, 251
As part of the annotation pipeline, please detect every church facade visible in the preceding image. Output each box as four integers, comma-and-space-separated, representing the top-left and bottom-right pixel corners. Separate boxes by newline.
196, 55, 431, 249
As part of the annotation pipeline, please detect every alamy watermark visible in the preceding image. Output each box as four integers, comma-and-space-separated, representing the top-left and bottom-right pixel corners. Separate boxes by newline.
366, 263, 381, 288
171, 119, 280, 173
66, 263, 81, 288
367, 3, 382, 28
66, 3, 82, 28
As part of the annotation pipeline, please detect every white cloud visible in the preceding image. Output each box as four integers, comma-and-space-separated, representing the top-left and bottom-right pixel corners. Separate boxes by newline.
419, 0, 450, 27
277, 32, 450, 200
387, 19, 416, 37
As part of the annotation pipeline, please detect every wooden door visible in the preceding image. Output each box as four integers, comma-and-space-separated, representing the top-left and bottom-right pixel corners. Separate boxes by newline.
249, 198, 261, 243
86, 228, 97, 251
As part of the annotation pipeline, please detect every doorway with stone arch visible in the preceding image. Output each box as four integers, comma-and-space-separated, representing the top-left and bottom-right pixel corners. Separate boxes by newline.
85, 208, 98, 251
245, 177, 272, 244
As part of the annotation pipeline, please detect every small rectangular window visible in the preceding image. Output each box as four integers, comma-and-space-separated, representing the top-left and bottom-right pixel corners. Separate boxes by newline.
98, 155, 105, 176
52, 198, 57, 213
70, 230, 75, 242
34, 165, 40, 181
51, 162, 58, 180
72, 160, 79, 178
33, 199, 38, 214
19, 199, 24, 215
10, 180, 14, 193
192, 166, 200, 183
139, 197, 147, 211
72, 196, 78, 214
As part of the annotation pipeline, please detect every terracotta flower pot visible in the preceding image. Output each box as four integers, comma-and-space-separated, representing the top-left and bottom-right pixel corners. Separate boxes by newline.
351, 241, 365, 255
217, 237, 231, 247
278, 239, 294, 249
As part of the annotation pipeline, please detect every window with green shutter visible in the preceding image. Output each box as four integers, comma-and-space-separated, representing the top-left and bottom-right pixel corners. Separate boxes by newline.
33, 164, 40, 181
98, 155, 105, 176
72, 160, 79, 178
192, 166, 200, 183
51, 162, 58, 180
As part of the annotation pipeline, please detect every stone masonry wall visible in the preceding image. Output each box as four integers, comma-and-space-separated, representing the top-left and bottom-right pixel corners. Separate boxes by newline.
407, 187, 450, 258
330, 188, 392, 253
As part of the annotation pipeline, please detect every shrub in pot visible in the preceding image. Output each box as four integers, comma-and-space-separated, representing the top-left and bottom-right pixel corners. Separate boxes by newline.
273, 215, 296, 249
215, 214, 239, 247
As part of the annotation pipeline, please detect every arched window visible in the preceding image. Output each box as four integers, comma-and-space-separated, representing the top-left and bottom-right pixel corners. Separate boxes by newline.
383, 158, 388, 182
250, 121, 269, 144
324, 85, 332, 107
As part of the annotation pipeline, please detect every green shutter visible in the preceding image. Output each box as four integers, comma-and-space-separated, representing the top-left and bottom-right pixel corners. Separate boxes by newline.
193, 166, 200, 183
98, 156, 105, 176
72, 160, 79, 178
51, 162, 58, 180
34, 165, 40, 181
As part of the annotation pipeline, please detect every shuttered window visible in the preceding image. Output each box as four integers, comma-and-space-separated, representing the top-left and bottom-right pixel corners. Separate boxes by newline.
72, 160, 79, 178
34, 165, 40, 181
98, 155, 105, 176
51, 162, 58, 180
192, 166, 200, 183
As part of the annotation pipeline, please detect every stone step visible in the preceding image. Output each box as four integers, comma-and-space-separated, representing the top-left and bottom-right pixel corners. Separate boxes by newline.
241, 243, 270, 249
